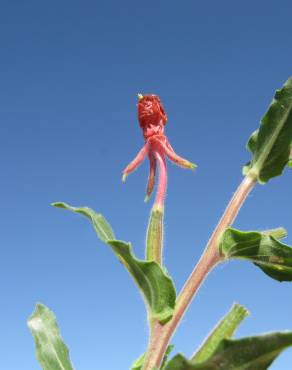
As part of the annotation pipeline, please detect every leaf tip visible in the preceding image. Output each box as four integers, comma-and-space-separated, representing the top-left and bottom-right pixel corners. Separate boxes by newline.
144, 194, 150, 203
232, 302, 250, 318
263, 227, 288, 240
51, 202, 67, 209
27, 303, 47, 331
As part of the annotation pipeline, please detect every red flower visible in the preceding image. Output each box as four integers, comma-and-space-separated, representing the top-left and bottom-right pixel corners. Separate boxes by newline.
123, 94, 196, 208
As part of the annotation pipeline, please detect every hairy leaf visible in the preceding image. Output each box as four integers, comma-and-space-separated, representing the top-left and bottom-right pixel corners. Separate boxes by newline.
165, 332, 292, 370
52, 202, 115, 242
192, 304, 249, 363
53, 202, 176, 323
28, 304, 74, 370
220, 227, 292, 282
243, 77, 292, 183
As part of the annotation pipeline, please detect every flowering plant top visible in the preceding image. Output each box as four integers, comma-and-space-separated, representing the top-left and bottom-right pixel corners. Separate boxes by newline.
123, 94, 196, 206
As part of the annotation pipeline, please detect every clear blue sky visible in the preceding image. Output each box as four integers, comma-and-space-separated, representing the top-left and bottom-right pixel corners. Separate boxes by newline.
1, 1, 292, 369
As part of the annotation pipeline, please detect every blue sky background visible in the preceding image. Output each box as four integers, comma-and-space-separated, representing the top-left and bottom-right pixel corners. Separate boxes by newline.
1, 1, 292, 369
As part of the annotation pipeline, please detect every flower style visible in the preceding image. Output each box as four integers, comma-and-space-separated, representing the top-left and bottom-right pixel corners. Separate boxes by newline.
122, 94, 196, 208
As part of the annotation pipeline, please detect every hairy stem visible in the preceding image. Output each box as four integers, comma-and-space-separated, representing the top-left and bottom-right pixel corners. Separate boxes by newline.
142, 175, 257, 370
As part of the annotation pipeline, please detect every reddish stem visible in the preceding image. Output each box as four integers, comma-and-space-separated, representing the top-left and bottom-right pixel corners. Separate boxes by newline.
142, 175, 257, 370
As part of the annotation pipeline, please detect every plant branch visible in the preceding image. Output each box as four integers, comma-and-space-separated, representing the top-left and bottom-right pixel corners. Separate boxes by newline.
141, 174, 257, 370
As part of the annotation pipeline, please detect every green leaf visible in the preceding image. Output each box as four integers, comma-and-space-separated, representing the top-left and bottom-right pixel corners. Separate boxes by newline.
28, 303, 74, 370
108, 240, 176, 323
220, 227, 292, 282
131, 353, 145, 370
243, 77, 292, 183
164, 332, 292, 370
52, 202, 115, 243
131, 345, 174, 370
288, 148, 292, 168
192, 304, 249, 363
161, 345, 175, 370
53, 202, 176, 323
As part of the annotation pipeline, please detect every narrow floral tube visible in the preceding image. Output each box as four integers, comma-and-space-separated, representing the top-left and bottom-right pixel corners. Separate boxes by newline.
154, 150, 167, 209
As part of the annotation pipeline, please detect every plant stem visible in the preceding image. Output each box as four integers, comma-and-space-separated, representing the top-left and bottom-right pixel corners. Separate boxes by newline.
141, 175, 257, 370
